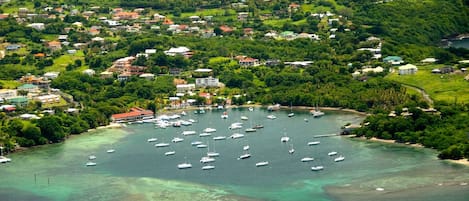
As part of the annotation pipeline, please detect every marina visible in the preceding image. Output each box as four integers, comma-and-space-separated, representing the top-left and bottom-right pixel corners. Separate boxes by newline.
1, 108, 468, 201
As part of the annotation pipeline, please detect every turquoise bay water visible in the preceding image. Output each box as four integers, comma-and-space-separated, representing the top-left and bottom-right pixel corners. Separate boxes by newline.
1, 108, 469, 201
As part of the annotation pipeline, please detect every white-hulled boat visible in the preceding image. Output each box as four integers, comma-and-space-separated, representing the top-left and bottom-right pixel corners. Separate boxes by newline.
255, 161, 269, 167
280, 136, 290, 143
230, 133, 245, 139
288, 145, 295, 154
248, 107, 254, 111
196, 144, 208, 148
0, 156, 11, 163
181, 111, 187, 116
177, 163, 192, 169
241, 116, 249, 120
172, 137, 184, 143
301, 157, 314, 162
308, 141, 320, 146
253, 124, 264, 129
106, 149, 115, 153
221, 111, 228, 119
199, 133, 212, 137
311, 109, 325, 118
203, 128, 216, 133
202, 165, 215, 170
86, 161, 97, 166
328, 151, 338, 156
243, 145, 250, 151
213, 136, 227, 141
245, 128, 257, 132
191, 141, 203, 146
267, 115, 277, 119
238, 153, 251, 160
180, 121, 192, 126
182, 131, 196, 136
89, 155, 96, 160
155, 143, 170, 148
165, 151, 176, 156
229, 123, 243, 130
311, 166, 324, 171
207, 152, 220, 157
304, 118, 309, 122
334, 155, 345, 162
288, 113, 294, 117
147, 138, 157, 142
188, 119, 197, 123
200, 156, 216, 163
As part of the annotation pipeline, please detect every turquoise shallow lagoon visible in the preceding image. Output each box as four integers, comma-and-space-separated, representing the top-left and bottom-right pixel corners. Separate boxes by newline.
1, 108, 468, 201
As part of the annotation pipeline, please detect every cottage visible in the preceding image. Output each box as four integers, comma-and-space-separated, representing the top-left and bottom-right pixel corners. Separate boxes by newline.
421, 58, 438, 63
44, 72, 60, 79
237, 12, 249, 21
0, 89, 17, 100
47, 41, 62, 51
398, 64, 418, 75
100, 71, 113, 79
82, 69, 95, 76
28, 23, 45, 30
111, 107, 154, 123
114, 12, 139, 20
6, 44, 21, 51
139, 73, 155, 80
117, 72, 131, 81
196, 77, 219, 88
239, 57, 260, 67
383, 56, 404, 65
164, 47, 191, 57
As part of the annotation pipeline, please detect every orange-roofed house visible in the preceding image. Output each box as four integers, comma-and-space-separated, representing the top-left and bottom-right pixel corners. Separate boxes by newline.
219, 25, 233, 33
289, 3, 301, 12
114, 12, 139, 20
47, 41, 62, 51
239, 57, 260, 67
111, 107, 154, 123
199, 92, 212, 105
34, 53, 46, 58
163, 18, 174, 25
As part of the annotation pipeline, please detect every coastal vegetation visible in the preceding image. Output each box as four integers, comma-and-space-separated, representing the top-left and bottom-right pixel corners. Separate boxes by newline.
0, 0, 468, 160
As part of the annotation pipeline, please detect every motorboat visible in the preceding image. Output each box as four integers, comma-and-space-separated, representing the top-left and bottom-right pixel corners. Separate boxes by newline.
308, 141, 320, 146
172, 137, 184, 143
230, 133, 245, 139
155, 143, 170, 148
213, 136, 227, 141
334, 155, 345, 162
199, 133, 212, 137
203, 128, 217, 133
267, 115, 277, 119
207, 152, 220, 157
238, 153, 251, 160
310, 109, 325, 118
202, 165, 215, 170
241, 116, 249, 120
86, 161, 97, 166
288, 146, 295, 154
196, 144, 208, 148
200, 156, 216, 163
180, 121, 192, 126
221, 111, 228, 119
248, 107, 254, 111
229, 123, 243, 130
172, 121, 181, 127
301, 157, 315, 162
328, 151, 338, 156
182, 131, 197, 136
245, 128, 257, 132
311, 166, 324, 171
243, 145, 250, 151
164, 151, 176, 156
88, 155, 97, 160
191, 141, 203, 146
304, 118, 309, 122
0, 156, 11, 163
255, 161, 269, 167
280, 136, 290, 143
147, 138, 157, 142
188, 119, 197, 123
253, 124, 264, 129
106, 149, 115, 153
288, 113, 295, 117
177, 163, 192, 169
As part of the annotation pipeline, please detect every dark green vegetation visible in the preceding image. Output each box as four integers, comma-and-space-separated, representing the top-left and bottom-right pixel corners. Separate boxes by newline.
0, 0, 469, 159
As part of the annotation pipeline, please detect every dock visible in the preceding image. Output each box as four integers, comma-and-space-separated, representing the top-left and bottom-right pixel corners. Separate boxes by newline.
313, 134, 339, 138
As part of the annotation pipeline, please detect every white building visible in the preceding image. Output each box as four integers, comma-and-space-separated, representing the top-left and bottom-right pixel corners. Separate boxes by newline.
398, 64, 418, 75
164, 46, 190, 56
83, 69, 96, 76
196, 77, 219, 88
34, 94, 60, 104
43, 72, 60, 79
0, 89, 17, 100
27, 23, 45, 30
176, 84, 196, 93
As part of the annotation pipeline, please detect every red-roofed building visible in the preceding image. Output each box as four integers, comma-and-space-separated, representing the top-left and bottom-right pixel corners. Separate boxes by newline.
219, 25, 233, 33
239, 57, 260, 67
111, 107, 154, 122
163, 18, 174, 25
199, 92, 212, 105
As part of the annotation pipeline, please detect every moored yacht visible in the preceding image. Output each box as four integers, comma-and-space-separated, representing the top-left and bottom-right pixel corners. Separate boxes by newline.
213, 136, 227, 141
147, 138, 157, 142
334, 155, 345, 162
245, 128, 257, 132
281, 136, 290, 143
203, 128, 217, 133
200, 156, 216, 163
86, 161, 97, 166
155, 143, 170, 148
267, 115, 277, 119
301, 157, 315, 162
288, 113, 295, 117
88, 155, 96, 160
308, 141, 320, 146
171, 137, 184, 143
311, 166, 324, 171
202, 165, 215, 170
199, 133, 212, 137
255, 161, 269, 167
191, 141, 203, 146
177, 163, 192, 169
241, 116, 249, 120
106, 149, 115, 153
243, 145, 250, 151
328, 151, 338, 156
164, 151, 176, 156
182, 131, 197, 136
196, 144, 208, 148
238, 152, 251, 160
207, 152, 220, 157
230, 133, 245, 139
221, 111, 228, 119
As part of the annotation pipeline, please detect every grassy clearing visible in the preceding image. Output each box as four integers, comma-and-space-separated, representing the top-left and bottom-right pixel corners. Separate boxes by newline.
42, 97, 68, 108
180, 8, 235, 18
0, 80, 21, 89
45, 50, 85, 72
386, 64, 469, 103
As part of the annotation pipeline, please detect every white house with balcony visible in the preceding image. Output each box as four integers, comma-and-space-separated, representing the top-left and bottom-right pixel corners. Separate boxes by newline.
196, 77, 219, 88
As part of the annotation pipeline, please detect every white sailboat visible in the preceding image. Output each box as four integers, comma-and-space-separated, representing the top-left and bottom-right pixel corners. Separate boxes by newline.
311, 166, 324, 171
241, 116, 249, 120
248, 107, 254, 112
238, 151, 251, 160
191, 141, 203, 146
147, 138, 157, 142
301, 157, 315, 162
334, 155, 345, 162
243, 145, 250, 151
203, 128, 217, 133
310, 104, 325, 118
200, 156, 216, 163
230, 133, 245, 139
202, 165, 215, 170
86, 161, 97, 166
212, 136, 227, 141
178, 157, 192, 169
196, 144, 208, 148
164, 151, 176, 156
288, 102, 294, 117
88, 155, 96, 160
328, 151, 338, 156
155, 142, 170, 148
255, 161, 269, 167
267, 114, 277, 119
199, 133, 212, 137
288, 144, 295, 154
308, 141, 320, 146
172, 137, 184, 143
206, 141, 220, 157
221, 111, 228, 119
182, 130, 196, 136
106, 149, 115, 153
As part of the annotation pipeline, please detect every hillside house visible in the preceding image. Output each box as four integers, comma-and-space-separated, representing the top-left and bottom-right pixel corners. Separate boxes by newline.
383, 56, 404, 65
239, 57, 260, 67
196, 77, 219, 88
164, 47, 192, 58
34, 94, 60, 104
47, 41, 62, 51
398, 64, 418, 75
